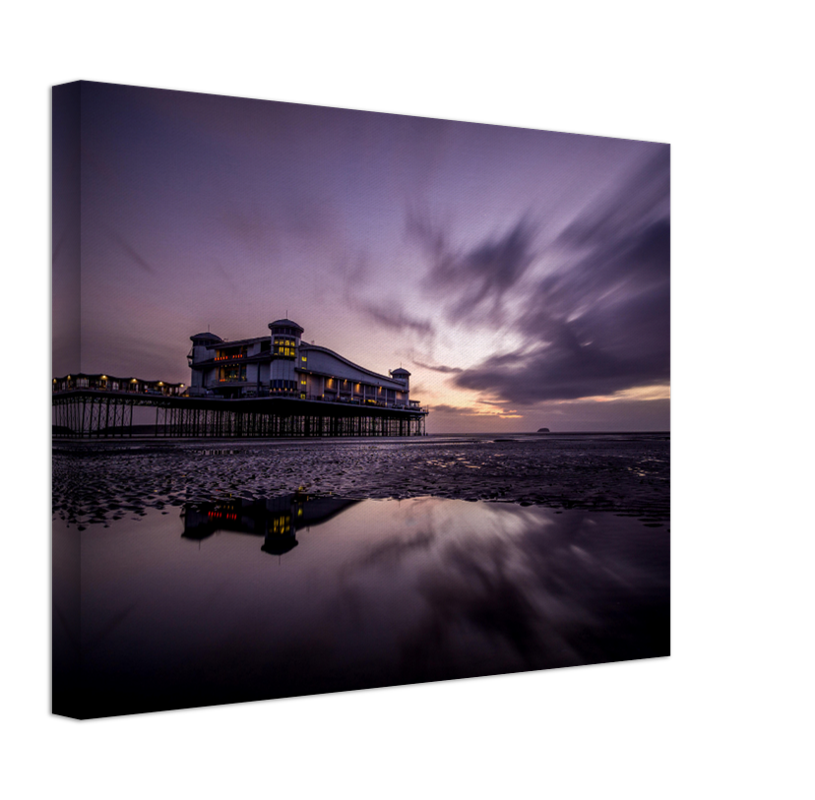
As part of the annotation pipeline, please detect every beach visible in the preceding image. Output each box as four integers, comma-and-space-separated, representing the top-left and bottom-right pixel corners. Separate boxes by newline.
52, 432, 670, 717
53, 432, 669, 527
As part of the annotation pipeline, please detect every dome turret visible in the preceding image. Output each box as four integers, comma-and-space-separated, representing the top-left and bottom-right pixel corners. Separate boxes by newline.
390, 368, 410, 387
268, 319, 304, 335
190, 331, 223, 344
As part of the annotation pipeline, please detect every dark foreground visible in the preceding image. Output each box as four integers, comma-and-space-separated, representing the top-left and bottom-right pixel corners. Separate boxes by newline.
52, 433, 669, 718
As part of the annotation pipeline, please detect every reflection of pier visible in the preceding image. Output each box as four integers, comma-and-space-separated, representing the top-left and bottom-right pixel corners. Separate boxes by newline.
52, 375, 427, 439
182, 494, 359, 557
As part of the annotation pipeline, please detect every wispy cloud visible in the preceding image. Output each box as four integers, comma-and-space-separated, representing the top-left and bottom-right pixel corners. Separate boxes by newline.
411, 360, 463, 374
351, 298, 435, 338
410, 148, 670, 405
431, 404, 520, 418
106, 227, 157, 276
410, 210, 539, 325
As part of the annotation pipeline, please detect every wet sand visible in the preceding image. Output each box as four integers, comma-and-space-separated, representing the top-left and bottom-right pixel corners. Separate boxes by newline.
52, 433, 669, 528
53, 433, 670, 717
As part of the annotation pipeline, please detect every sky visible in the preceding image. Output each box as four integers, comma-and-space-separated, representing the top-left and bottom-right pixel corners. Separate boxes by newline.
52, 81, 669, 433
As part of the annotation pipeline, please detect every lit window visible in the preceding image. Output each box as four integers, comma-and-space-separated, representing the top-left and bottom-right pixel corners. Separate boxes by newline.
273, 337, 297, 357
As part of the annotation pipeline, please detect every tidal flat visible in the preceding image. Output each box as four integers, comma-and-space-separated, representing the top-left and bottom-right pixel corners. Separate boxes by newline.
52, 433, 669, 527
52, 433, 669, 717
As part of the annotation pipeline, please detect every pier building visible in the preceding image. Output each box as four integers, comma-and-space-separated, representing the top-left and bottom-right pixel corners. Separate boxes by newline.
189, 318, 418, 411
52, 318, 427, 438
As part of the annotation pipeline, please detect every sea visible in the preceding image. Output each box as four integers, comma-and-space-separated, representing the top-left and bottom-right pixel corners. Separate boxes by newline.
52, 432, 670, 717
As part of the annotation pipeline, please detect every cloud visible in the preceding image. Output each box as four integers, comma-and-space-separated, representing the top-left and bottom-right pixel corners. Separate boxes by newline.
430, 404, 518, 418
411, 360, 463, 374
410, 210, 538, 324
430, 404, 478, 415
350, 298, 435, 338
556, 147, 670, 251
365, 305, 433, 337
442, 147, 670, 404
106, 227, 157, 276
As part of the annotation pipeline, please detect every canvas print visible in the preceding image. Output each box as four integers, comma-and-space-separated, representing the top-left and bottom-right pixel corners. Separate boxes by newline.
52, 81, 670, 718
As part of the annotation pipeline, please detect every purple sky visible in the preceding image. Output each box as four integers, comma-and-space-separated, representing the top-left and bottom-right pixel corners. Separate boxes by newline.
53, 81, 669, 433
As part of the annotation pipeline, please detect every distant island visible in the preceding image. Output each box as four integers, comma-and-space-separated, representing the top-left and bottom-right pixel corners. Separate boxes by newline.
537, 428, 550, 433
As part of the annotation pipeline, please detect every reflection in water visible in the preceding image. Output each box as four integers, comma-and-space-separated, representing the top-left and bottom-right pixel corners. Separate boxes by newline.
181, 495, 359, 556
53, 497, 669, 718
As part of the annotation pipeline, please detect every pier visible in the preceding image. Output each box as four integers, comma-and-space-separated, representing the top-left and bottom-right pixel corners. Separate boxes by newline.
52, 374, 427, 439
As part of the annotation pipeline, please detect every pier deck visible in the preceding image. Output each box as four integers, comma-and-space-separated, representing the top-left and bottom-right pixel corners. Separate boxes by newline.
52, 389, 428, 438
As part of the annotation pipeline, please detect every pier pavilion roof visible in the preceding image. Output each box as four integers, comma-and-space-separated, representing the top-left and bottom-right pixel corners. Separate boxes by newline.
268, 318, 305, 333
190, 332, 223, 342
